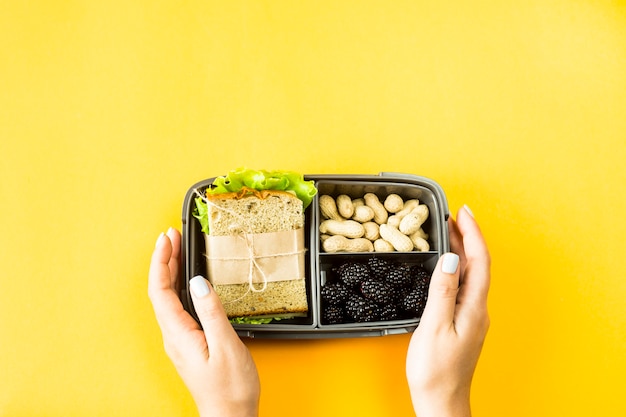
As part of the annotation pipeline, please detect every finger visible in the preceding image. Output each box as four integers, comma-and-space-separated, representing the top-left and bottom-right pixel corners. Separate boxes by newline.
148, 232, 200, 336
165, 227, 181, 293
448, 217, 465, 263
455, 206, 491, 305
189, 276, 241, 352
418, 253, 461, 330
149, 232, 174, 294
448, 217, 466, 277
457, 205, 489, 262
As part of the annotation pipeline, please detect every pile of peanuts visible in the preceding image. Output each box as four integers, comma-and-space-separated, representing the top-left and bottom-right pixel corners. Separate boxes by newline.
319, 193, 430, 253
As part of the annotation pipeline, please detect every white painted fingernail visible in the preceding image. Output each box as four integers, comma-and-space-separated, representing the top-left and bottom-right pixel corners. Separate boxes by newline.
442, 253, 460, 274
463, 204, 474, 218
155, 232, 165, 247
190, 275, 210, 297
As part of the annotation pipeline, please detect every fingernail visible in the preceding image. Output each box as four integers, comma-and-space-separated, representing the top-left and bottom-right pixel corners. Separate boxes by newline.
442, 253, 460, 274
463, 204, 474, 218
155, 232, 165, 247
190, 275, 210, 298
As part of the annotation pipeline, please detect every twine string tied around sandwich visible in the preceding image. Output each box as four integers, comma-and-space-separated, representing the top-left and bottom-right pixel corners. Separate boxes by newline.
241, 230, 268, 293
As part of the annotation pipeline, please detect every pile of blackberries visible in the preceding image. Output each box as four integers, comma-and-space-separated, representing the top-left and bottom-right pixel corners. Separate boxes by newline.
320, 257, 431, 324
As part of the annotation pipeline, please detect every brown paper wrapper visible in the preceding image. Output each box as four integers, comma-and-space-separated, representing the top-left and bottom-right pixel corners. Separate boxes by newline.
204, 228, 305, 286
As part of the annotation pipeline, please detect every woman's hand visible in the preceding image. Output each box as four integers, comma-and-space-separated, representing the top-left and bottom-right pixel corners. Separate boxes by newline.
148, 228, 260, 417
406, 206, 491, 417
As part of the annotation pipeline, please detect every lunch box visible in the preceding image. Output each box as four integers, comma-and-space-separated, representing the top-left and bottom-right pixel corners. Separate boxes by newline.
181, 172, 449, 338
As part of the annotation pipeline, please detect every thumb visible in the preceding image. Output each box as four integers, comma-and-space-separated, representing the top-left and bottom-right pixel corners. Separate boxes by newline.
189, 275, 240, 349
419, 253, 461, 329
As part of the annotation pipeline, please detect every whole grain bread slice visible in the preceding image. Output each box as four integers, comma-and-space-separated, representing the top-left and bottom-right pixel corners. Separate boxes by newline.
205, 188, 308, 318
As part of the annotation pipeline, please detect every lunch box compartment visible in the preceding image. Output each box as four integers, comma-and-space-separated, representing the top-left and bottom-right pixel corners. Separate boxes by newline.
181, 172, 449, 338
182, 179, 318, 333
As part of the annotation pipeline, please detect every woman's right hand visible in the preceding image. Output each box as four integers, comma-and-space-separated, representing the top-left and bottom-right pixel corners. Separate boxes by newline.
406, 206, 491, 417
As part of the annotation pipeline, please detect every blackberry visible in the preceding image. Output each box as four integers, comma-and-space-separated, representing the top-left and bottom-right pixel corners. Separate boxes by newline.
385, 264, 413, 287
400, 287, 428, 317
409, 265, 431, 298
410, 265, 431, 286
395, 284, 413, 302
345, 294, 381, 322
413, 276, 430, 293
337, 262, 371, 288
360, 280, 395, 305
379, 304, 400, 321
320, 281, 351, 306
323, 305, 345, 324
367, 257, 393, 280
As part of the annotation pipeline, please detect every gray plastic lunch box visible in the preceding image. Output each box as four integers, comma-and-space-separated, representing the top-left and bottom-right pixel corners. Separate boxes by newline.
181, 172, 450, 338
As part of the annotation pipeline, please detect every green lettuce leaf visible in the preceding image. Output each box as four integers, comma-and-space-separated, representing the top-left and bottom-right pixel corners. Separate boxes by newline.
193, 168, 317, 234
229, 317, 278, 325
207, 167, 317, 209
229, 314, 299, 325
193, 197, 210, 234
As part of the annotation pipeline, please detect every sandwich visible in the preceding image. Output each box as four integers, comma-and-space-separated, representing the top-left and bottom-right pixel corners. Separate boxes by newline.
194, 168, 317, 323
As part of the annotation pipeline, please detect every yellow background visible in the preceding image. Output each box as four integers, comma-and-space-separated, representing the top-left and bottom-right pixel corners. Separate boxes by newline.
2, 1, 625, 416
